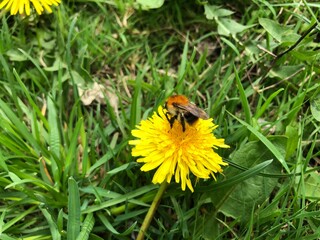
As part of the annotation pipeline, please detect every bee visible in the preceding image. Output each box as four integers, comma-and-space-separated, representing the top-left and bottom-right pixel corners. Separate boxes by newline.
164, 95, 209, 132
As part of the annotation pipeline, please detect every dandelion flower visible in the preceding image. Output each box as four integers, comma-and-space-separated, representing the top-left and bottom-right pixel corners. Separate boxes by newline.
0, 0, 60, 16
129, 106, 229, 192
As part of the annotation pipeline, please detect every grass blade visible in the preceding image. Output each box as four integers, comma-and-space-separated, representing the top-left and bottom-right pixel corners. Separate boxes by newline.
208, 160, 273, 190
229, 111, 290, 173
234, 65, 252, 124
67, 177, 81, 240
76, 213, 95, 240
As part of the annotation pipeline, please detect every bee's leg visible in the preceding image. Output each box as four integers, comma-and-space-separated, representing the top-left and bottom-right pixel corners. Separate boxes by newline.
169, 116, 176, 129
165, 112, 176, 129
180, 116, 186, 132
165, 112, 171, 122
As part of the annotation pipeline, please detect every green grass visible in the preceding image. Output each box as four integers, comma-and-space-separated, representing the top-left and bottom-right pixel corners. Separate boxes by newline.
0, 0, 320, 239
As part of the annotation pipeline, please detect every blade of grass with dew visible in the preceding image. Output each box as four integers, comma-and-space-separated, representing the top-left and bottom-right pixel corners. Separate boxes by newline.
76, 213, 95, 240
67, 177, 81, 240
229, 111, 290, 172
47, 96, 61, 160
47, 95, 62, 186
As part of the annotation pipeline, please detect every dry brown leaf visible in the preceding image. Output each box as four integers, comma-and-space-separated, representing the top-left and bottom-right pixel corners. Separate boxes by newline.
78, 82, 119, 115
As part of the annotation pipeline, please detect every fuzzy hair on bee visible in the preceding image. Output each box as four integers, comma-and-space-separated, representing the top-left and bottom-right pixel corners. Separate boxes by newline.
164, 95, 209, 132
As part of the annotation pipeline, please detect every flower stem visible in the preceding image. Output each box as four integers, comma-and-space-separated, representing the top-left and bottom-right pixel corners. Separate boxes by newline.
137, 181, 168, 240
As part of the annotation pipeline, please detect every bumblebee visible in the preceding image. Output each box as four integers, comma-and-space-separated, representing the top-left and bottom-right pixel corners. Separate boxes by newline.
165, 95, 209, 132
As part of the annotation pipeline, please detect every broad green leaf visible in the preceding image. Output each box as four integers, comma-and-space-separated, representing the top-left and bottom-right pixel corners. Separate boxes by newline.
285, 124, 299, 160
259, 18, 288, 42
136, 0, 164, 10
44, 58, 67, 72
212, 140, 284, 222
208, 159, 273, 191
291, 50, 319, 61
310, 95, 320, 121
5, 49, 28, 61
71, 70, 86, 85
202, 216, 219, 240
204, 5, 234, 19
303, 172, 320, 200
0, 233, 16, 240
259, 18, 300, 43
268, 65, 305, 79
217, 18, 253, 36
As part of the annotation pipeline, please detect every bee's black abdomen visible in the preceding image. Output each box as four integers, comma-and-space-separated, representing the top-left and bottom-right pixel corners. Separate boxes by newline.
184, 112, 198, 125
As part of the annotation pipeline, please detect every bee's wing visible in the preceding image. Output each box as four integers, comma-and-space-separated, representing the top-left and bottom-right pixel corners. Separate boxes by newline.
175, 103, 209, 119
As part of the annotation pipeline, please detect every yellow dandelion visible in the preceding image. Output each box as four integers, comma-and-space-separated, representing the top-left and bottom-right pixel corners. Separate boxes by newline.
129, 106, 230, 192
0, 0, 60, 15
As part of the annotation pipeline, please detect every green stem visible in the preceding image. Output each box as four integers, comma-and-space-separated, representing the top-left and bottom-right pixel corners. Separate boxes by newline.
137, 181, 168, 240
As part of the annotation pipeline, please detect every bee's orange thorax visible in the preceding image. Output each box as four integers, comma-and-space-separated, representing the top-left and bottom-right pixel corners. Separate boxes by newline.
166, 95, 189, 108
